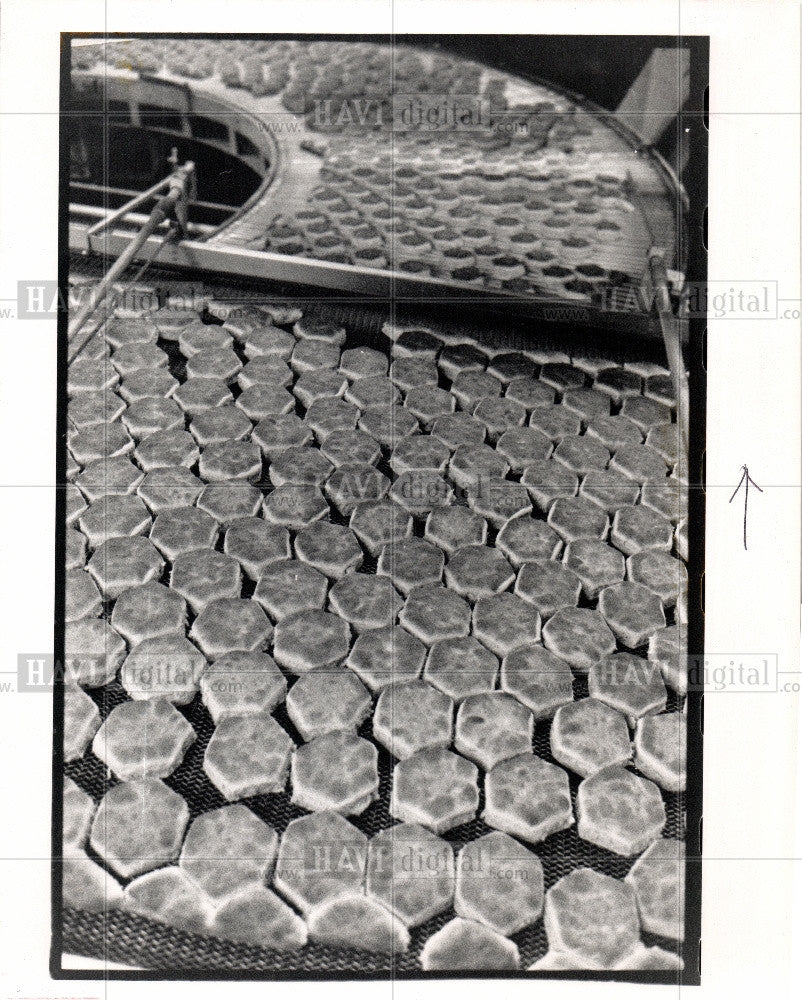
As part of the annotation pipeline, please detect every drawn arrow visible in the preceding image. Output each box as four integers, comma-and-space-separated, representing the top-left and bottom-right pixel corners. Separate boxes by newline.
728, 465, 763, 550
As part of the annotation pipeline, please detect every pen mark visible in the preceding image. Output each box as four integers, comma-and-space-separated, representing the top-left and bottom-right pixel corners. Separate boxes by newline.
729, 465, 763, 550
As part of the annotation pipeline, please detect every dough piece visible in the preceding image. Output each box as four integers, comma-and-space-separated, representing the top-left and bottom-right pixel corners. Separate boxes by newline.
423, 637, 499, 702
346, 625, 426, 691
307, 893, 409, 954
483, 753, 573, 844
625, 837, 685, 939
373, 680, 454, 758
390, 748, 479, 833
291, 731, 379, 814
92, 698, 195, 780
123, 866, 210, 935
63, 683, 101, 761
500, 644, 574, 720
286, 668, 372, 740
204, 714, 294, 800
366, 823, 454, 927
634, 712, 686, 791
273, 609, 350, 672
180, 804, 279, 902
575, 765, 666, 856
550, 699, 632, 777
200, 651, 286, 723
211, 885, 308, 949
419, 917, 520, 971
455, 693, 534, 770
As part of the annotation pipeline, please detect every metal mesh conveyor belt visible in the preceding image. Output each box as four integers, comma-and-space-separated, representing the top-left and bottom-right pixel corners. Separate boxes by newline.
60, 263, 689, 976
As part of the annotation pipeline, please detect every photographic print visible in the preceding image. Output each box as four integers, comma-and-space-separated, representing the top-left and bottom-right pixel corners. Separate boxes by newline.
55, 32, 706, 981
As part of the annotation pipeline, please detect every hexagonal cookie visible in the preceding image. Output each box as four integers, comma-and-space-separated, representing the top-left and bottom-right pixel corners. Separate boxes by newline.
493, 429, 551, 477
550, 699, 632, 777
123, 866, 210, 935
627, 550, 688, 608
648, 624, 687, 694
496, 517, 561, 567
274, 811, 368, 914
65, 527, 87, 571
74, 456, 143, 503
349, 500, 412, 555
640, 476, 686, 524
325, 464, 391, 519
542, 607, 617, 673
170, 549, 242, 614
634, 712, 686, 792
419, 917, 520, 971
390, 470, 454, 518
345, 625, 426, 691
305, 396, 359, 437
86, 535, 165, 599
122, 397, 184, 439
69, 423, 134, 466
200, 650, 286, 724
521, 459, 578, 512
291, 730, 379, 814
78, 495, 152, 549
64, 683, 101, 760
423, 636, 499, 702
112, 342, 169, 377
366, 823, 454, 927
286, 668, 372, 740
455, 831, 544, 935
149, 507, 218, 562
438, 343, 486, 381
547, 496, 609, 544
67, 358, 119, 395
561, 387, 610, 423
90, 778, 189, 879
211, 885, 307, 949
376, 537, 443, 595
505, 375, 554, 411
373, 680, 454, 759
403, 385, 455, 427
294, 522, 363, 579
472, 396, 527, 442
253, 413, 313, 459
110, 582, 186, 645
340, 346, 388, 379
588, 652, 667, 727
68, 389, 127, 429
579, 469, 640, 514
320, 428, 382, 468
64, 618, 126, 687
611, 505, 674, 556
625, 837, 685, 939
514, 560, 582, 619
173, 378, 233, 416
346, 376, 401, 410
448, 443, 508, 492
307, 893, 409, 954
609, 443, 668, 484
597, 581, 666, 648
586, 414, 643, 451
389, 356, 438, 392
270, 446, 333, 488
137, 467, 203, 515
62, 851, 124, 911
391, 748, 479, 833
390, 434, 450, 477
204, 713, 294, 800
467, 478, 531, 529
239, 357, 293, 389
199, 440, 262, 483
179, 804, 279, 902
328, 573, 403, 631
500, 644, 575, 720
445, 545, 514, 601
235, 385, 295, 422
431, 412, 485, 451
120, 635, 206, 704
119, 368, 178, 403
528, 405, 582, 444
471, 592, 541, 659
424, 504, 487, 556
263, 483, 329, 530
189, 598, 273, 659
92, 698, 195, 780
563, 539, 626, 600
223, 518, 290, 580
63, 776, 95, 849
134, 429, 199, 471
273, 609, 350, 672
399, 584, 471, 646
576, 765, 666, 855
451, 370, 503, 411
252, 559, 328, 621
455, 692, 534, 770
196, 480, 263, 524
65, 569, 102, 621
177, 323, 232, 357
620, 395, 672, 433
544, 868, 640, 968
